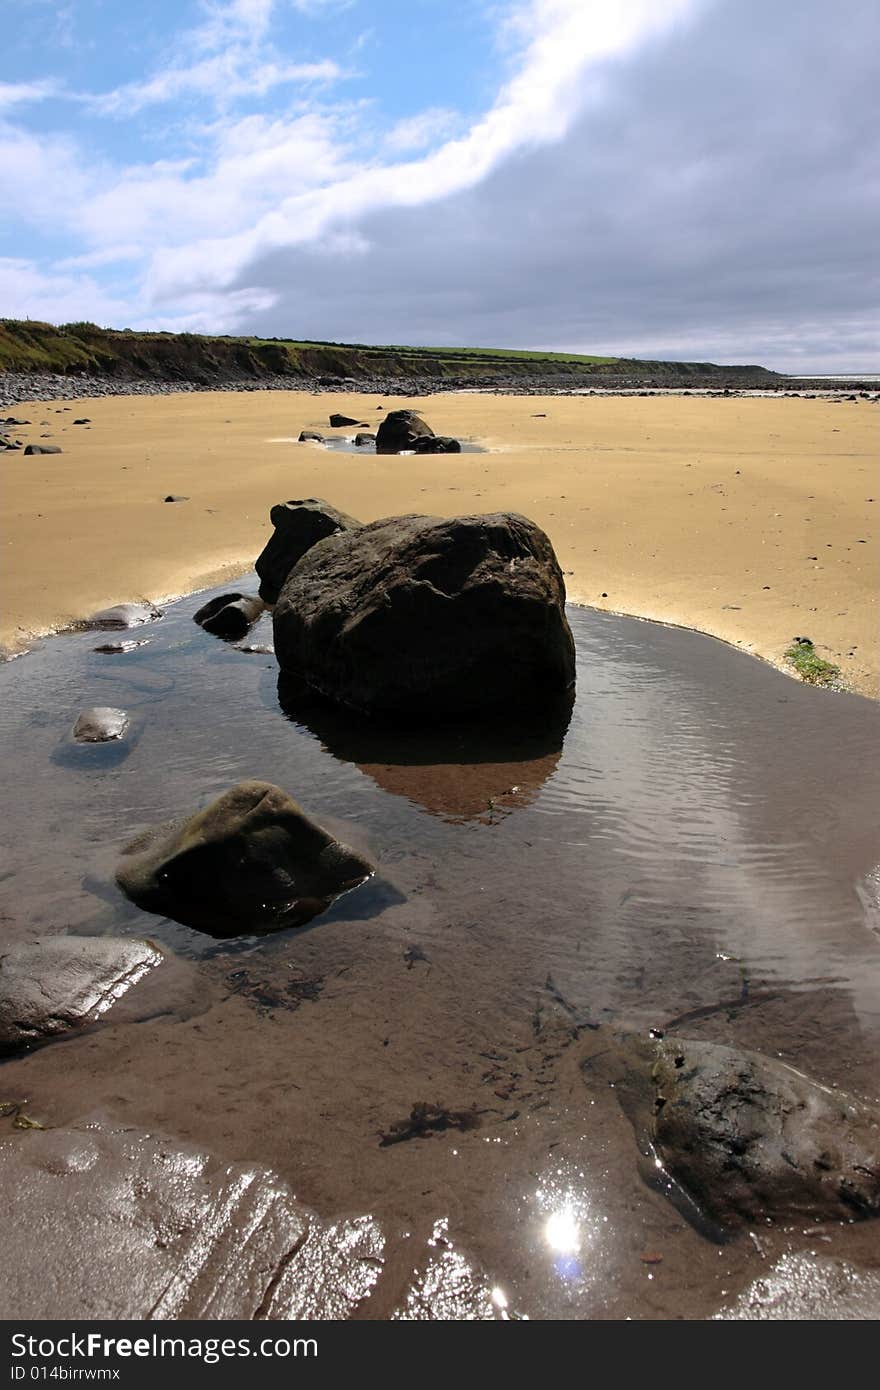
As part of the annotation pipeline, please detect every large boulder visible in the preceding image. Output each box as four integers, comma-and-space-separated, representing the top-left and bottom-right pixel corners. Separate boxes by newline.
255, 498, 361, 605
375, 409, 434, 453
116, 780, 373, 937
588, 1033, 880, 1230
0, 937, 162, 1053
273, 512, 576, 716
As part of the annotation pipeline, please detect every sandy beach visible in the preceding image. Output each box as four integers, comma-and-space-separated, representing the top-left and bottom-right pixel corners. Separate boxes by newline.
2, 389, 877, 696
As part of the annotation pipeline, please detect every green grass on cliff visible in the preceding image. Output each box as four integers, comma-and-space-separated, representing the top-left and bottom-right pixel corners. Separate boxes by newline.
0, 318, 778, 382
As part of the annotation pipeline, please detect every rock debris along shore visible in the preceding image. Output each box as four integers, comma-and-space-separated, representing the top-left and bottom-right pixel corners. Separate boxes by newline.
2, 369, 879, 410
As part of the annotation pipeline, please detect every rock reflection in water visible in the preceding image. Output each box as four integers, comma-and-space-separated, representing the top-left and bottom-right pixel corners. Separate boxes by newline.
277, 673, 573, 822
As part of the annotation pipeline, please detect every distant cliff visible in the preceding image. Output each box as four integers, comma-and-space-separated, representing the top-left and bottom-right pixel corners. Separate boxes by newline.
0, 319, 782, 389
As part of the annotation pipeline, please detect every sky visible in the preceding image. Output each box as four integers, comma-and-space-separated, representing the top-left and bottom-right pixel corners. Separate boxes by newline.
1, 0, 877, 372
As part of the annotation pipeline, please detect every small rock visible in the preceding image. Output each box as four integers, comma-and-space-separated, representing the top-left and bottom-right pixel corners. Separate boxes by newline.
24, 444, 62, 456
194, 592, 265, 640
329, 413, 359, 428
72, 707, 128, 743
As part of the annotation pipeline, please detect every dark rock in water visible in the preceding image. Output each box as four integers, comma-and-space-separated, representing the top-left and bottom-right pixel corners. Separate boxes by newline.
273, 511, 576, 716
589, 1033, 880, 1230
194, 592, 264, 640
0, 1121, 385, 1319
354, 432, 376, 446
375, 409, 434, 453
412, 435, 461, 454
238, 643, 274, 655
299, 430, 325, 443
116, 779, 374, 936
24, 444, 62, 455
93, 639, 151, 654
0, 937, 162, 1052
255, 497, 361, 605
163, 494, 188, 503
72, 706, 128, 742
329, 413, 359, 427
86, 602, 163, 630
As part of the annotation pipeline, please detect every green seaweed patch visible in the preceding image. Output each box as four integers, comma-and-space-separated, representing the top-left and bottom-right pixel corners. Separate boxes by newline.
784, 637, 841, 686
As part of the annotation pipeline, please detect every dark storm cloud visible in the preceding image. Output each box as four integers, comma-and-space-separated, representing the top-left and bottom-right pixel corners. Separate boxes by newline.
231, 0, 879, 371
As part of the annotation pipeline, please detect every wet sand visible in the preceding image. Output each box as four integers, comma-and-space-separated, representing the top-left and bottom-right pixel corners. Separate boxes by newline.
2, 389, 877, 695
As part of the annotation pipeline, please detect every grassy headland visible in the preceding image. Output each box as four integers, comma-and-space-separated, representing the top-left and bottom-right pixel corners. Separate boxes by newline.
0, 319, 781, 389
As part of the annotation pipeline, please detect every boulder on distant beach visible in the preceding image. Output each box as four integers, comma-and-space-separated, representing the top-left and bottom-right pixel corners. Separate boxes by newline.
375, 410, 434, 454
354, 433, 376, 447
298, 430, 324, 443
255, 497, 361, 605
116, 779, 374, 936
587, 1033, 880, 1230
0, 936, 162, 1053
194, 592, 264, 640
273, 511, 576, 716
412, 435, 461, 454
24, 444, 62, 456
329, 413, 359, 428
73, 707, 128, 743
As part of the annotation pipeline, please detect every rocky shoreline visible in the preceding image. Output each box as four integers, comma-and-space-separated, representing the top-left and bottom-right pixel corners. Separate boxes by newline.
2, 369, 878, 410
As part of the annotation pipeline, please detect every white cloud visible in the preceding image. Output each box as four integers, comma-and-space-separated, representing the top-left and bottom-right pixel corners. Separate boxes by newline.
385, 108, 460, 153
147, 0, 705, 304
91, 57, 342, 114
0, 78, 60, 109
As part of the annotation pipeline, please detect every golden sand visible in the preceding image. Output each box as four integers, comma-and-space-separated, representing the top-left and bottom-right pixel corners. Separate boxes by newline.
2, 388, 877, 695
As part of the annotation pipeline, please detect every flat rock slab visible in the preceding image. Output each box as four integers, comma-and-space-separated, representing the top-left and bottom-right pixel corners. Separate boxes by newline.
0, 937, 162, 1052
0, 1122, 385, 1320
85, 603, 163, 630
73, 706, 128, 742
715, 1254, 880, 1320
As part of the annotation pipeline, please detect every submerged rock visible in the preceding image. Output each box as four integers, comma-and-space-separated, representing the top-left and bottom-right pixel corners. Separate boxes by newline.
85, 602, 162, 630
0, 937, 162, 1052
72, 706, 128, 742
255, 497, 361, 605
116, 779, 374, 936
376, 409, 434, 453
273, 511, 576, 716
193, 591, 264, 639
298, 430, 324, 443
588, 1033, 880, 1230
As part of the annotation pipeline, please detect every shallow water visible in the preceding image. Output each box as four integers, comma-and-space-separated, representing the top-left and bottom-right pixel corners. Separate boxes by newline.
2, 583, 879, 1317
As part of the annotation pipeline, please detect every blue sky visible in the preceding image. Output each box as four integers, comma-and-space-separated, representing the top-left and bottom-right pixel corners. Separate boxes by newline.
2, 0, 877, 371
